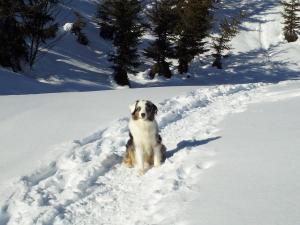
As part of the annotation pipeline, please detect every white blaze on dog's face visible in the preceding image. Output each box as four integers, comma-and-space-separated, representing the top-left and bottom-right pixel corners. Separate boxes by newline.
129, 100, 158, 121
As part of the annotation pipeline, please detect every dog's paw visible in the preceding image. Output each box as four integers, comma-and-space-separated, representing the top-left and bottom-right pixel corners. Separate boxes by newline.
154, 157, 162, 167
138, 169, 145, 176
154, 161, 161, 167
123, 163, 134, 168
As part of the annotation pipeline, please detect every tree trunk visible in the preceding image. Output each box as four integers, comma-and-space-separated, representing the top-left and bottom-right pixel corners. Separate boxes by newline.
212, 55, 222, 69
284, 31, 298, 42
114, 67, 130, 86
178, 59, 189, 74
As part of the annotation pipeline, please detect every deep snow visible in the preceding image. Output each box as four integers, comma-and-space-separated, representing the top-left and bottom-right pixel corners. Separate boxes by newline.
0, 82, 265, 225
1, 0, 300, 224
1, 81, 300, 225
158, 81, 300, 225
0, 86, 199, 205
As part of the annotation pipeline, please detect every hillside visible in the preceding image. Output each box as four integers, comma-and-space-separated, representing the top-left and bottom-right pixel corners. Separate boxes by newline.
1, 0, 299, 95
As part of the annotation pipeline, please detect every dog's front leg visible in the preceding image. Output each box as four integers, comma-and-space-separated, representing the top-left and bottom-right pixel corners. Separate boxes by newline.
153, 145, 162, 167
135, 146, 144, 175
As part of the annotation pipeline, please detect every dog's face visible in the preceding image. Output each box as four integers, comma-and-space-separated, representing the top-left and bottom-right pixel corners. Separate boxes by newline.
130, 100, 158, 121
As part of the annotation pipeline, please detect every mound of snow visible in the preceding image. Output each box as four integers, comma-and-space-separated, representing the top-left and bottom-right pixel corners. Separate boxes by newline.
63, 23, 73, 32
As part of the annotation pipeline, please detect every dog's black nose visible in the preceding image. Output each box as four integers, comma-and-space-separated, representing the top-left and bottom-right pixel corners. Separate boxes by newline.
141, 113, 146, 118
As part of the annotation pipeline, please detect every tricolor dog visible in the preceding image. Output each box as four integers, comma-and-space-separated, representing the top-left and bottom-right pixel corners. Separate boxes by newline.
123, 100, 166, 174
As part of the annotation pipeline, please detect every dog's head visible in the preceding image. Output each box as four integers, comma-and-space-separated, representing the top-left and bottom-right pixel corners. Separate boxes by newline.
129, 100, 158, 121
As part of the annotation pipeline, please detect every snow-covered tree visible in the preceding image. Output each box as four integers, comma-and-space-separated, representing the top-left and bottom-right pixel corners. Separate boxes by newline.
96, 0, 115, 40
212, 13, 244, 69
71, 12, 89, 45
144, 0, 178, 79
20, 0, 59, 68
174, 0, 213, 74
97, 0, 144, 86
281, 0, 300, 42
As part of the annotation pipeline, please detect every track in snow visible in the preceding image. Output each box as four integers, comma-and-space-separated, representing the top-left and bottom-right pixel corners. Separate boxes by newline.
1, 83, 265, 225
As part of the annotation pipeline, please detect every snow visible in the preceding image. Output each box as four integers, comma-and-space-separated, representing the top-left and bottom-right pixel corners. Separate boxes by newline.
1, 81, 300, 225
1, 0, 299, 95
63, 23, 73, 32
0, 86, 199, 205
1, 0, 300, 224
0, 82, 266, 225
160, 81, 300, 225
0, 69, 55, 95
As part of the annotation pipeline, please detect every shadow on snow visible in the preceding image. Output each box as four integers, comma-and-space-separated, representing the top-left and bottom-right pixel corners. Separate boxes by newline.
166, 136, 221, 159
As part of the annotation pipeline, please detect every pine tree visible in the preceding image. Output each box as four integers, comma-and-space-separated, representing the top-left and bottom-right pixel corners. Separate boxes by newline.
101, 0, 144, 86
174, 0, 213, 74
96, 0, 115, 40
144, 0, 178, 79
212, 12, 244, 69
281, 0, 300, 42
20, 0, 59, 68
0, 0, 27, 71
71, 12, 89, 45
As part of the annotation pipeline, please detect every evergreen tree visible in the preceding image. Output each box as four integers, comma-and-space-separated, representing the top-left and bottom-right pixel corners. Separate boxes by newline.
20, 0, 59, 68
212, 13, 243, 69
281, 0, 300, 42
102, 0, 144, 86
96, 0, 115, 40
71, 11, 89, 45
0, 0, 27, 71
144, 0, 178, 79
174, 0, 213, 74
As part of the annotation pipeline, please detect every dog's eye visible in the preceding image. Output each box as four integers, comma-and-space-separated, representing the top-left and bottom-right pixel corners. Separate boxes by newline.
136, 107, 141, 111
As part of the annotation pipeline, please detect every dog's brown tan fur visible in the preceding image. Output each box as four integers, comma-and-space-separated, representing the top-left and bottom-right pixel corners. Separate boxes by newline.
123, 134, 135, 167
123, 144, 135, 167
123, 139, 166, 168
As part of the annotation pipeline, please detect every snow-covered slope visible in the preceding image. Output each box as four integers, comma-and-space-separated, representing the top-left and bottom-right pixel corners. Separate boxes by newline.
158, 81, 300, 225
0, 69, 56, 94
1, 0, 299, 95
1, 80, 300, 225
0, 86, 199, 205
0, 82, 264, 225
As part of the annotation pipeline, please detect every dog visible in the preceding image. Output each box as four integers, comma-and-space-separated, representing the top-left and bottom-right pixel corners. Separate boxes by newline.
123, 100, 166, 174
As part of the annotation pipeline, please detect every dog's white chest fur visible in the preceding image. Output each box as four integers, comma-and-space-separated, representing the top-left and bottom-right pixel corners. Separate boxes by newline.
129, 119, 158, 152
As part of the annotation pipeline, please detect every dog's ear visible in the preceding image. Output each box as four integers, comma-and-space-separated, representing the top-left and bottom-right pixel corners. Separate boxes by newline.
152, 103, 158, 115
152, 104, 158, 114
129, 100, 138, 114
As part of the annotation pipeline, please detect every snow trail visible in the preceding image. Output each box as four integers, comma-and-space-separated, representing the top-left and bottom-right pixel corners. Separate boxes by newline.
1, 83, 265, 225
